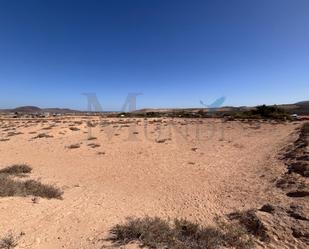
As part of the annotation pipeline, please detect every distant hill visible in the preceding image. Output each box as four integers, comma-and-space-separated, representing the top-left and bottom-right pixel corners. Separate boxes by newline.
1, 106, 80, 114
295, 101, 309, 109
12, 106, 42, 113
0, 101, 308, 115
291, 101, 309, 115
134, 101, 309, 115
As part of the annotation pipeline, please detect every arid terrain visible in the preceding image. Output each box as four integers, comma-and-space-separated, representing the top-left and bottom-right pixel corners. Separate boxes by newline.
0, 117, 308, 249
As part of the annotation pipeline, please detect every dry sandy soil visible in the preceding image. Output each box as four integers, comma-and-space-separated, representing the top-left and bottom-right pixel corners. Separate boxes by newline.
0, 117, 307, 248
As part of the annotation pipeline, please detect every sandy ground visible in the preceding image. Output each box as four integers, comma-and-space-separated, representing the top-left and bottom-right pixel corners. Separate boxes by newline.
0, 117, 303, 248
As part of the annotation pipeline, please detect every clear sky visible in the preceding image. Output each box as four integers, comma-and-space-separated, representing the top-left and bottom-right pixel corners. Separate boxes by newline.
0, 0, 308, 111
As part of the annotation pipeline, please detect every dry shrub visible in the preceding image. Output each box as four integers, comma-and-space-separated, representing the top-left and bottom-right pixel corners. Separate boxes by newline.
33, 133, 53, 139
0, 234, 18, 249
110, 217, 173, 248
0, 164, 62, 200
109, 216, 254, 249
298, 122, 309, 147
0, 164, 32, 176
88, 143, 100, 148
42, 126, 54, 130
67, 144, 80, 149
87, 122, 97, 127
228, 210, 269, 241
7, 132, 23, 137
156, 139, 167, 143
69, 127, 80, 131
0, 175, 62, 199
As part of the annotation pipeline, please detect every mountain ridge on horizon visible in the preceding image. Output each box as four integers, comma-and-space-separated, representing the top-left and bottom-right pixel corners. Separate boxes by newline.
0, 106, 81, 114
0, 101, 308, 114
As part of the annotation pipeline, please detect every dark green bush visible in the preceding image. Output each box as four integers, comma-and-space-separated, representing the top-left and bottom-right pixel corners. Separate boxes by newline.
232, 105, 290, 120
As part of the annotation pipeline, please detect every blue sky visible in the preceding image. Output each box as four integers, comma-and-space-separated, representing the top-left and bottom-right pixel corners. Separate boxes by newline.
0, 0, 308, 111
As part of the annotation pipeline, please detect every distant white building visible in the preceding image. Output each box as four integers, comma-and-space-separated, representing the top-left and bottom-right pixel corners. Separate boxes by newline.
291, 114, 299, 119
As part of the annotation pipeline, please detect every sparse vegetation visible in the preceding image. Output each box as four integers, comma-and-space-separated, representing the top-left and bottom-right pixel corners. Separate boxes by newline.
69, 127, 80, 131
42, 126, 54, 130
87, 121, 97, 127
88, 143, 100, 148
7, 132, 23, 137
0, 175, 63, 199
32, 133, 53, 139
0, 234, 18, 249
301, 122, 309, 133
0, 164, 32, 176
228, 210, 269, 241
299, 122, 309, 147
281, 122, 309, 177
156, 139, 167, 143
233, 105, 291, 120
109, 216, 254, 249
67, 144, 80, 149
0, 165, 62, 199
